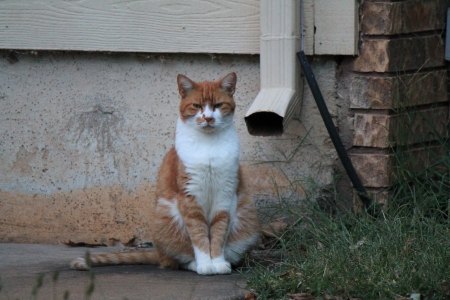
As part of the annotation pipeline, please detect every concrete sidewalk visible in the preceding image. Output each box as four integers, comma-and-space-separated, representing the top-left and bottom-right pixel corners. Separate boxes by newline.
0, 244, 249, 300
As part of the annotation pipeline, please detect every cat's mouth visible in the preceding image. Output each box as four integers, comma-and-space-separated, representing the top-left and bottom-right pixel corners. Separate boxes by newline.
201, 124, 216, 131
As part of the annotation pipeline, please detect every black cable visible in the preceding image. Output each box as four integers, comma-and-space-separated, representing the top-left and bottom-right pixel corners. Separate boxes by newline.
297, 51, 373, 214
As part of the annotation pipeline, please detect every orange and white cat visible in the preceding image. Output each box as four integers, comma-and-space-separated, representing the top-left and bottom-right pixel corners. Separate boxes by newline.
70, 72, 260, 275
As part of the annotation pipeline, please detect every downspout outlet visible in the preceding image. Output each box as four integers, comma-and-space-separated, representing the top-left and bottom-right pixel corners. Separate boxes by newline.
245, 88, 300, 136
244, 0, 302, 136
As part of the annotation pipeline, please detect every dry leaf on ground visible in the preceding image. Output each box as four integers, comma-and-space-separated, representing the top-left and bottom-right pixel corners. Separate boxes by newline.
288, 293, 314, 300
323, 292, 354, 300
124, 237, 137, 246
244, 292, 257, 300
257, 237, 266, 249
109, 237, 138, 247
108, 238, 123, 247
261, 221, 289, 238
62, 240, 107, 247
317, 241, 324, 250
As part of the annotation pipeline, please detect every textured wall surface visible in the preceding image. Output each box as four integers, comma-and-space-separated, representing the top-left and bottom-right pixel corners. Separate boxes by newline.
0, 52, 338, 244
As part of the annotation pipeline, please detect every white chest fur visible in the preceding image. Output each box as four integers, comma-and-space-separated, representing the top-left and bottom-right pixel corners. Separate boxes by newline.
175, 118, 240, 219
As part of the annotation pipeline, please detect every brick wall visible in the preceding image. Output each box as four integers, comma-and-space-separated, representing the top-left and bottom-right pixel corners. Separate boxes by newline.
340, 0, 449, 209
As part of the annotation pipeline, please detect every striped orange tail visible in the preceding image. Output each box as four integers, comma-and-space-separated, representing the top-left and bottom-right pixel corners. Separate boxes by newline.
70, 249, 159, 270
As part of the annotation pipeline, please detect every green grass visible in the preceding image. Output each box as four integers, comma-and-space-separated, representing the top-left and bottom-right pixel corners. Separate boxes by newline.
243, 72, 450, 299
245, 172, 450, 299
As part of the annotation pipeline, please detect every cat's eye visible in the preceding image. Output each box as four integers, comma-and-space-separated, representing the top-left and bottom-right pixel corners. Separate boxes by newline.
214, 103, 223, 109
193, 103, 202, 109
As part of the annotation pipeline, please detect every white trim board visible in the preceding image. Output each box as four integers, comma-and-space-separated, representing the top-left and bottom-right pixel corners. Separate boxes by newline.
0, 0, 260, 54
0, 0, 358, 55
314, 0, 359, 55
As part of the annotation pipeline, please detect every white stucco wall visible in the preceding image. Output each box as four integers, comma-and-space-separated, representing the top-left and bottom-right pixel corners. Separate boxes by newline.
0, 51, 338, 243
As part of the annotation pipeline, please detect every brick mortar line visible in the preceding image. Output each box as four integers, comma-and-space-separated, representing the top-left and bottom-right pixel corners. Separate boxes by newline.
346, 66, 447, 77
351, 109, 391, 115
361, 30, 444, 40
350, 139, 446, 154
351, 102, 449, 115
361, 0, 407, 2
364, 187, 389, 192
349, 147, 392, 155
347, 140, 441, 155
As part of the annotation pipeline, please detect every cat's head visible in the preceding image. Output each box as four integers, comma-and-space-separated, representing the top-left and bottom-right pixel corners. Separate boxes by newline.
177, 72, 237, 133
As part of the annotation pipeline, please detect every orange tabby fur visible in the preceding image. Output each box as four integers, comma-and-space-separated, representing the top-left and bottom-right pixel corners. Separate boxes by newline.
70, 73, 260, 275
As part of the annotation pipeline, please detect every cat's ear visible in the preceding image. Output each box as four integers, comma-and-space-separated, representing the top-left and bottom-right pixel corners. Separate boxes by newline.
177, 74, 196, 97
219, 72, 237, 96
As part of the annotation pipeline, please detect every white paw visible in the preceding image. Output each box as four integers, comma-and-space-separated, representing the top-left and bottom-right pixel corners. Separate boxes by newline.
196, 261, 215, 275
193, 247, 215, 275
212, 259, 231, 274
180, 260, 197, 272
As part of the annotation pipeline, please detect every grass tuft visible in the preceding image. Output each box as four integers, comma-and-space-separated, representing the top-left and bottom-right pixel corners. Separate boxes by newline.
246, 182, 450, 299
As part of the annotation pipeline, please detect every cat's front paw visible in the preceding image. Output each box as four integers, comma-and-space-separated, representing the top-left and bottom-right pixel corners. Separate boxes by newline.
212, 258, 231, 274
196, 262, 215, 275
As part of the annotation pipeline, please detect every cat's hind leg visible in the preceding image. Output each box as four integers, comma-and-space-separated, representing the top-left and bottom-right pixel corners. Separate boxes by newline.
180, 260, 197, 272
157, 250, 179, 270
152, 198, 195, 270
225, 195, 260, 266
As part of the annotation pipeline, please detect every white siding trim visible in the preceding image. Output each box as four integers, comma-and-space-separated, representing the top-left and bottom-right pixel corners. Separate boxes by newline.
0, 0, 260, 54
0, 0, 358, 56
314, 0, 359, 55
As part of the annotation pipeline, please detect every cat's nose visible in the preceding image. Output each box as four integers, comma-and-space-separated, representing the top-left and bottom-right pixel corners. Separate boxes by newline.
203, 116, 213, 123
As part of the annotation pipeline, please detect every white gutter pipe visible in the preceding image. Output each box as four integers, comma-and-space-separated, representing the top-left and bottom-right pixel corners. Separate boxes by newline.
244, 0, 302, 136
